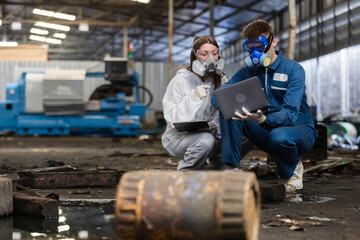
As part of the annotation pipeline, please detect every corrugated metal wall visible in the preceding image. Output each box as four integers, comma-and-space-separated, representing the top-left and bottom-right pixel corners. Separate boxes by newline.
300, 44, 360, 120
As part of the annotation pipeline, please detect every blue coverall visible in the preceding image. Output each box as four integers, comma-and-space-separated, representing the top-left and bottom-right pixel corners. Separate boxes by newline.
211, 51, 317, 179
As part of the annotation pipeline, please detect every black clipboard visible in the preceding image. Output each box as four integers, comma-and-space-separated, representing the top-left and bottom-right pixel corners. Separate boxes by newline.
173, 121, 209, 132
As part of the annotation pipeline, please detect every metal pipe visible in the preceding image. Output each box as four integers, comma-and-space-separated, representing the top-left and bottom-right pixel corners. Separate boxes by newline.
115, 171, 260, 240
287, 0, 296, 60
347, 0, 351, 46
209, 0, 214, 37
141, 12, 146, 102
168, 0, 173, 82
123, 27, 128, 58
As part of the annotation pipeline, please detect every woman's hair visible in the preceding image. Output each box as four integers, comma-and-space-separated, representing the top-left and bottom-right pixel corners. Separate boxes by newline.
186, 35, 223, 90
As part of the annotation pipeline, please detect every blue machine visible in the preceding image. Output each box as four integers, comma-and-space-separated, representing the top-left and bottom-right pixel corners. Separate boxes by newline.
0, 59, 150, 136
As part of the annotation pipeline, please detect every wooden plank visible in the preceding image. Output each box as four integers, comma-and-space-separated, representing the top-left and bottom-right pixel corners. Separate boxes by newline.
259, 182, 285, 202
0, 218, 13, 240
18, 170, 124, 189
13, 192, 58, 218
0, 44, 48, 61
16, 165, 79, 187
18, 165, 77, 174
0, 177, 13, 216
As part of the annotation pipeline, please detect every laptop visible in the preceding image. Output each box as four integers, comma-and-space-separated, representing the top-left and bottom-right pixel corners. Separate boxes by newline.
213, 76, 268, 120
173, 121, 209, 132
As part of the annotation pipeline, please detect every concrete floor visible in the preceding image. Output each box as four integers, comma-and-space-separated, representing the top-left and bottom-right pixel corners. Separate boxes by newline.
0, 136, 359, 239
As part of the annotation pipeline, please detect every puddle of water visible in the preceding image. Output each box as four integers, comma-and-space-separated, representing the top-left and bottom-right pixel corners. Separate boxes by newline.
301, 195, 336, 203
285, 193, 335, 203
1, 205, 117, 239
241, 160, 267, 166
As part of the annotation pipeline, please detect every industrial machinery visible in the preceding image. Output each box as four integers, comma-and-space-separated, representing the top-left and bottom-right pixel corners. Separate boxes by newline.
0, 57, 152, 136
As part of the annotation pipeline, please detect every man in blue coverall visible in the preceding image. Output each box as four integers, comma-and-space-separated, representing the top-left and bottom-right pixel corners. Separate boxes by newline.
211, 19, 317, 191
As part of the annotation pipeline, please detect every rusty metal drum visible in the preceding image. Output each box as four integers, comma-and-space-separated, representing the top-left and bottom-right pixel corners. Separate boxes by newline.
115, 171, 260, 240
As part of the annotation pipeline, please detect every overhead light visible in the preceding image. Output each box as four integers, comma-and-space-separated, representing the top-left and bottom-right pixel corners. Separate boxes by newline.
29, 34, 62, 44
79, 23, 89, 32
54, 12, 76, 21
34, 21, 70, 31
11, 22, 22, 30
53, 33, 66, 39
0, 20, 2, 26
33, 8, 76, 21
32, 8, 54, 17
30, 28, 49, 35
0, 41, 19, 47
46, 38, 62, 44
132, 0, 150, 3
29, 35, 46, 42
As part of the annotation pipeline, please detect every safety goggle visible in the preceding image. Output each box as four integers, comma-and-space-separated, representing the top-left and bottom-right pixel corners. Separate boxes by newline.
195, 48, 220, 58
242, 35, 269, 52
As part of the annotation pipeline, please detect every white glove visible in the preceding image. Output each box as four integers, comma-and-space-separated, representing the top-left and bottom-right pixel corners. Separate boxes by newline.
194, 85, 210, 99
232, 107, 266, 124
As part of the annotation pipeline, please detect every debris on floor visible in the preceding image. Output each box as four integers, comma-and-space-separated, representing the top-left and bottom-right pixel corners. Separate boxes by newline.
0, 136, 359, 239
15, 166, 124, 189
304, 157, 352, 173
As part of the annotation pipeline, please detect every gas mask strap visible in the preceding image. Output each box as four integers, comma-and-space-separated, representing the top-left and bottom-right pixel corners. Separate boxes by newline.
192, 38, 203, 57
264, 34, 273, 53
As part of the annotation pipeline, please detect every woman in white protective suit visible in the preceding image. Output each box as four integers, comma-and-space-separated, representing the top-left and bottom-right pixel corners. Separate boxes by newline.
162, 35, 227, 171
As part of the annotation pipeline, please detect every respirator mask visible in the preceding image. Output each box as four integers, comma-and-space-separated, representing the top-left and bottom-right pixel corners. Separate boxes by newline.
242, 35, 273, 68
192, 49, 224, 76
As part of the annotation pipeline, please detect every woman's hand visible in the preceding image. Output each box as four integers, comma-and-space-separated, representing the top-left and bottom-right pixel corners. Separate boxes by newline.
194, 85, 210, 99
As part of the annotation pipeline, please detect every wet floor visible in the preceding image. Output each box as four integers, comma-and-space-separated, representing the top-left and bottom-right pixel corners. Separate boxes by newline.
1, 205, 117, 240
1, 194, 335, 240
285, 193, 335, 203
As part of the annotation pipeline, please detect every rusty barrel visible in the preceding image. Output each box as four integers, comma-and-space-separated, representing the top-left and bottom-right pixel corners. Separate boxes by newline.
115, 171, 260, 240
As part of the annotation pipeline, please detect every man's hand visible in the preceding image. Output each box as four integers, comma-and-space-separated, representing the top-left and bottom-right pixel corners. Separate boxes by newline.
232, 107, 266, 124
199, 122, 218, 136
194, 85, 210, 99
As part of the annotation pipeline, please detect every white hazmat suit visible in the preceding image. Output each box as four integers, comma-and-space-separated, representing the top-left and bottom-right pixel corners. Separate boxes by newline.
162, 68, 227, 170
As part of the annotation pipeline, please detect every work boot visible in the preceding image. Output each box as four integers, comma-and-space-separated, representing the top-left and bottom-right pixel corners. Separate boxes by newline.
284, 161, 303, 192
219, 163, 242, 172
205, 158, 222, 170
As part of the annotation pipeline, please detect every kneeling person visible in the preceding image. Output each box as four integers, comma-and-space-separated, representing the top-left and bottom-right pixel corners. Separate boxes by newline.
211, 19, 317, 191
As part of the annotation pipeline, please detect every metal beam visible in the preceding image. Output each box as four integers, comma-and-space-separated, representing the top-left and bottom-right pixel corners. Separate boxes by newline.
168, 0, 173, 82
85, 10, 112, 21
144, 0, 267, 57
123, 27, 128, 58
2, 0, 147, 9
3, 5, 23, 22
3, 18, 138, 26
209, 0, 214, 36
287, 0, 296, 60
